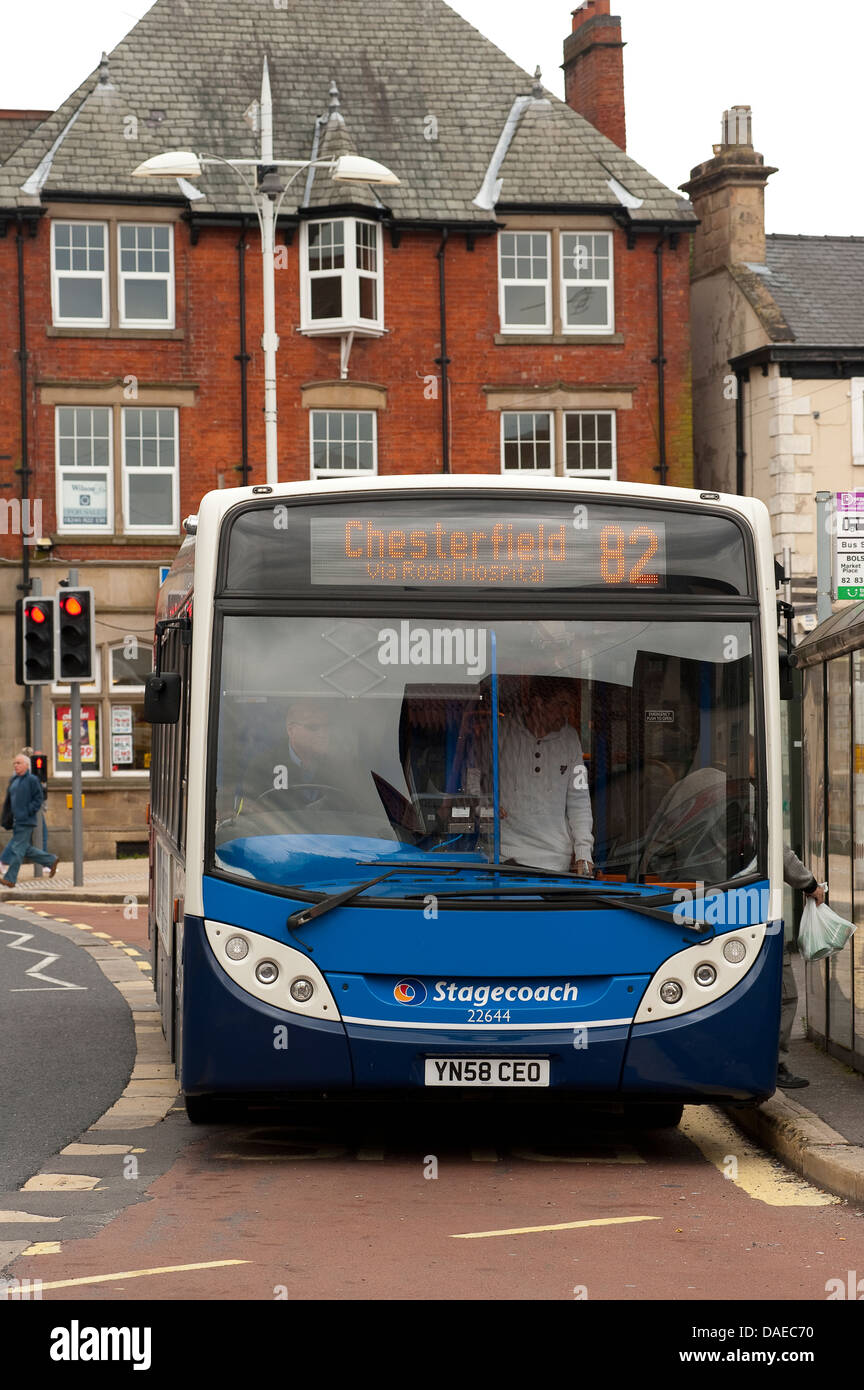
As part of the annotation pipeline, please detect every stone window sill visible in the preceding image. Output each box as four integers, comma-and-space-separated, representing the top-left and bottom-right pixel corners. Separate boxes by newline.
46, 326, 184, 340
494, 333, 624, 346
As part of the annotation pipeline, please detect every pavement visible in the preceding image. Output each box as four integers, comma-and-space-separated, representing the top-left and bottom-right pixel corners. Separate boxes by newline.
721, 950, 864, 1206
0, 857, 148, 904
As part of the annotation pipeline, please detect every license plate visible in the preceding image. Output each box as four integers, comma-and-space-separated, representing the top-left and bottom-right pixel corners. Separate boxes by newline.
424, 1057, 549, 1087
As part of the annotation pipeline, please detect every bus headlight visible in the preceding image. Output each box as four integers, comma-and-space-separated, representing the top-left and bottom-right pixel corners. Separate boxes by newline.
694, 963, 717, 987
255, 961, 279, 985
723, 938, 747, 964
225, 936, 249, 961
290, 977, 314, 1003
659, 980, 683, 1005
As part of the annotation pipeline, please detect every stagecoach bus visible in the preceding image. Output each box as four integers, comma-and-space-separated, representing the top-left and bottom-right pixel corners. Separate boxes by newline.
146, 476, 785, 1125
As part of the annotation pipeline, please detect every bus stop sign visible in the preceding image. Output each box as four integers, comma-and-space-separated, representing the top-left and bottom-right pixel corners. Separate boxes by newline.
836, 491, 864, 600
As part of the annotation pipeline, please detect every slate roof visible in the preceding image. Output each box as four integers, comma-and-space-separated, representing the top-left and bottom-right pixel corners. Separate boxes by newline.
0, 112, 52, 165
762, 235, 864, 346
0, 0, 695, 226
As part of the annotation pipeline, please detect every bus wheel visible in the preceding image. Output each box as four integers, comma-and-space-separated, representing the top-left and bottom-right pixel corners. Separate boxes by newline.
624, 1103, 683, 1130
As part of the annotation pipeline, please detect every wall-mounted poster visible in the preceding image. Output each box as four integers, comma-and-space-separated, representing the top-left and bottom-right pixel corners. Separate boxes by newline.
111, 734, 133, 765
61, 476, 109, 529
112, 704, 133, 734
55, 705, 98, 764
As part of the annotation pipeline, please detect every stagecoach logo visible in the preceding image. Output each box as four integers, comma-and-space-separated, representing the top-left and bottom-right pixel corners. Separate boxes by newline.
377, 621, 488, 676
394, 978, 427, 1005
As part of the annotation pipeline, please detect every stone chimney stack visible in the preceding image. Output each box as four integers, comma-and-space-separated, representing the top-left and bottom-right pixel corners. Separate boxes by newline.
563, 0, 626, 151
680, 106, 777, 276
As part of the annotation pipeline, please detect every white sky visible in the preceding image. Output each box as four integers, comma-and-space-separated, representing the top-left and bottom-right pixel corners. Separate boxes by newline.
2, 0, 862, 235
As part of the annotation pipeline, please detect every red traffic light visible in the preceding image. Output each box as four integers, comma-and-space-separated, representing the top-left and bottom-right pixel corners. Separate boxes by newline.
64, 595, 83, 617
30, 605, 47, 624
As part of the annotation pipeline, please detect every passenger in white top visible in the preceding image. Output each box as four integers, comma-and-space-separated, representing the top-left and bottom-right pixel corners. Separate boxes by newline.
493, 678, 594, 876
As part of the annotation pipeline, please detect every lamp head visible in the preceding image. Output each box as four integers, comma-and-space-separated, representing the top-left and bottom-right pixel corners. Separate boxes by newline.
132, 150, 203, 179
331, 155, 400, 186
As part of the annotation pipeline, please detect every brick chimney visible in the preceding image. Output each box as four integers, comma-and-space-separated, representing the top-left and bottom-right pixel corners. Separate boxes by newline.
562, 0, 626, 150
680, 106, 778, 277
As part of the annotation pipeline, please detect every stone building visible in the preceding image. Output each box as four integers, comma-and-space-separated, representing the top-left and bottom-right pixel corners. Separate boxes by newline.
0, 0, 696, 857
683, 105, 864, 629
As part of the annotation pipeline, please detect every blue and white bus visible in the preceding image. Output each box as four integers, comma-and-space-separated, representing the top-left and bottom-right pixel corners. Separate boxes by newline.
146, 476, 784, 1125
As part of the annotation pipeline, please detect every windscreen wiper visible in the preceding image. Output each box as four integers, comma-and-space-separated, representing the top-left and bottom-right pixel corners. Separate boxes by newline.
286, 860, 608, 936
597, 873, 765, 934
286, 869, 408, 933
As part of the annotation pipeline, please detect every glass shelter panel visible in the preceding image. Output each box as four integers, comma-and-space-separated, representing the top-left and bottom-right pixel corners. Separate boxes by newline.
803, 663, 827, 1039
827, 656, 853, 1053
853, 652, 864, 1060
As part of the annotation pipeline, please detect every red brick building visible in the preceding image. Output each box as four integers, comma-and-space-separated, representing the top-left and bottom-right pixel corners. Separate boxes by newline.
0, 0, 695, 856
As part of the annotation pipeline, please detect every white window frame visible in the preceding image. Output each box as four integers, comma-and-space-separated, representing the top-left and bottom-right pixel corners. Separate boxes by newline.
55, 406, 114, 535
560, 232, 615, 335
108, 642, 150, 693
121, 406, 180, 535
51, 693, 103, 779
563, 410, 618, 479
309, 410, 378, 477
498, 231, 552, 335
300, 218, 384, 333
107, 698, 149, 778
117, 222, 175, 328
500, 411, 555, 474
50, 220, 110, 327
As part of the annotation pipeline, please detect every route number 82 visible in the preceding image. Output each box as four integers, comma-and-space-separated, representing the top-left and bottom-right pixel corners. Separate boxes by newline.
599, 524, 660, 586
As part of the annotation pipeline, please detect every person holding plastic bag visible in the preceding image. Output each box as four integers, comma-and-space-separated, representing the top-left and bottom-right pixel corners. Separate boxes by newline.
799, 887, 857, 963
778, 847, 825, 1089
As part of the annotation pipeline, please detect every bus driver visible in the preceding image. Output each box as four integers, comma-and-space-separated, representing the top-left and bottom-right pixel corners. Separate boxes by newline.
493, 677, 594, 876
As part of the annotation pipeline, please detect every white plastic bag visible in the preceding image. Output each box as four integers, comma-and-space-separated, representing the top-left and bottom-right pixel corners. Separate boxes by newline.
799, 898, 857, 962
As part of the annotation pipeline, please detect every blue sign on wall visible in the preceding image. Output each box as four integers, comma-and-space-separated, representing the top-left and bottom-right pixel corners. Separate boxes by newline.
159, 566, 171, 585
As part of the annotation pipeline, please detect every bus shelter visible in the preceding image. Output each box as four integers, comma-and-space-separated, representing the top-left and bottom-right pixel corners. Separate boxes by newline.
793, 601, 864, 1075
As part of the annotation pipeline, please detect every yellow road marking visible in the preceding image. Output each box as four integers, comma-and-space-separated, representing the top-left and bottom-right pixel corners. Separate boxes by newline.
91, 931, 111, 939
73, 923, 96, 930
137, 961, 152, 971
23, 1242, 62, 1255
0, 1211, 62, 1224
35, 1260, 250, 1291
452, 1215, 661, 1239
679, 1106, 839, 1207
22, 1174, 102, 1193
60, 1144, 133, 1157
123, 947, 140, 956
53, 918, 69, 923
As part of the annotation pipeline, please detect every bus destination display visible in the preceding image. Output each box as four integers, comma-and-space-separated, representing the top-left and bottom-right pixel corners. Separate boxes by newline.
309, 514, 668, 589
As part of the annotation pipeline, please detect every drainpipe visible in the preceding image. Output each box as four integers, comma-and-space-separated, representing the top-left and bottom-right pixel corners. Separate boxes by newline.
435, 229, 451, 473
735, 368, 747, 495
16, 216, 32, 744
235, 219, 251, 486
652, 231, 668, 485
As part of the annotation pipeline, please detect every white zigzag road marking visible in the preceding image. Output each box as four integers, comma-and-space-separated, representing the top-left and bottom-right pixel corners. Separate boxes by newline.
0, 929, 87, 991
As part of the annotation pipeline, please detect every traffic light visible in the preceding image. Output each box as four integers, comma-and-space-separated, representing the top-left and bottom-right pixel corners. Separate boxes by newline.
32, 752, 48, 790
17, 596, 56, 685
57, 587, 95, 683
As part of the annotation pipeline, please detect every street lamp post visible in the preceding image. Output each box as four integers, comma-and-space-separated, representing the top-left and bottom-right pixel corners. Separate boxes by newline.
133, 59, 399, 485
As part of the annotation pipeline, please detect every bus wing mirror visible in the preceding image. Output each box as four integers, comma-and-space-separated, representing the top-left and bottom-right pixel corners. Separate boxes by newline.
144, 671, 181, 724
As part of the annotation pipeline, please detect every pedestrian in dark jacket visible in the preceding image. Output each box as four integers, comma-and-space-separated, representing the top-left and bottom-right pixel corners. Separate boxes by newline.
0, 753, 58, 887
